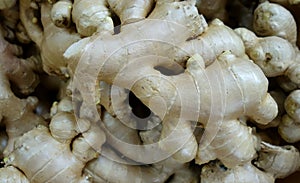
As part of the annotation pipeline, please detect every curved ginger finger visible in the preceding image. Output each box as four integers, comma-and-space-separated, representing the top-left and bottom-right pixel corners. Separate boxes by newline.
254, 141, 300, 179
72, 0, 114, 36
107, 0, 154, 25
253, 1, 297, 45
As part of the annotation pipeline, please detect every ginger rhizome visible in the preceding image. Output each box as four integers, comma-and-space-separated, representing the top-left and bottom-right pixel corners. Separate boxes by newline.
278, 89, 300, 142
4, 103, 105, 182
0, 0, 299, 182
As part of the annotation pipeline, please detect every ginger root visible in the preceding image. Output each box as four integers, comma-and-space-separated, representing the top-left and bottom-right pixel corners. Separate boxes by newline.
235, 27, 300, 85
107, 0, 154, 25
278, 89, 300, 142
253, 1, 297, 45
72, 0, 114, 36
3, 109, 105, 182
1, 0, 300, 182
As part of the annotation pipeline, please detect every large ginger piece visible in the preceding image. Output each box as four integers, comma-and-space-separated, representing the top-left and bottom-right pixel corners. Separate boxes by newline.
66, 0, 277, 167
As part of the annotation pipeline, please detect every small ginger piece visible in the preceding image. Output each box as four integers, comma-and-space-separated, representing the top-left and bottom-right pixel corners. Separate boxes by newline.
72, 0, 114, 36
254, 141, 300, 179
253, 1, 297, 44
278, 89, 300, 142
235, 27, 299, 85
51, 0, 73, 28
107, 0, 154, 25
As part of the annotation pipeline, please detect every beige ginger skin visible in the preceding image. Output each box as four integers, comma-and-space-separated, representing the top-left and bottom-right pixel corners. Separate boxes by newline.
0, 0, 300, 182
66, 12, 277, 168
278, 90, 300, 142
235, 27, 300, 86
4, 101, 106, 183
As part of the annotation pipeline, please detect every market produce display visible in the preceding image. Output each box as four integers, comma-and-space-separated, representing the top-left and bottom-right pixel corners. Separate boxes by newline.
0, 0, 299, 182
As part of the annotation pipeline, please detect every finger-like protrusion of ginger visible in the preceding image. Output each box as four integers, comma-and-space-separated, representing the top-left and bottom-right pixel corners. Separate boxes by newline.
187, 52, 277, 125
0, 68, 46, 156
278, 90, 300, 142
286, 57, 300, 85
196, 119, 259, 168
51, 0, 73, 28
107, 0, 154, 25
20, 1, 81, 77
0, 166, 29, 183
0, 30, 40, 94
72, 0, 114, 36
49, 112, 81, 143
72, 123, 106, 162
254, 141, 300, 179
85, 147, 171, 183
148, 0, 207, 38
171, 19, 245, 66
235, 27, 297, 78
285, 89, 300, 122
201, 161, 275, 183
159, 117, 198, 163
253, 1, 297, 44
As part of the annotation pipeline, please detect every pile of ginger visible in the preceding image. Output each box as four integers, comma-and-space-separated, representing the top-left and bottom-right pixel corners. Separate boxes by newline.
0, 0, 300, 182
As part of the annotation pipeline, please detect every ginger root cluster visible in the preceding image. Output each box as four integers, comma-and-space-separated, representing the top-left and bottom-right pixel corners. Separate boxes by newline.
0, 0, 299, 183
